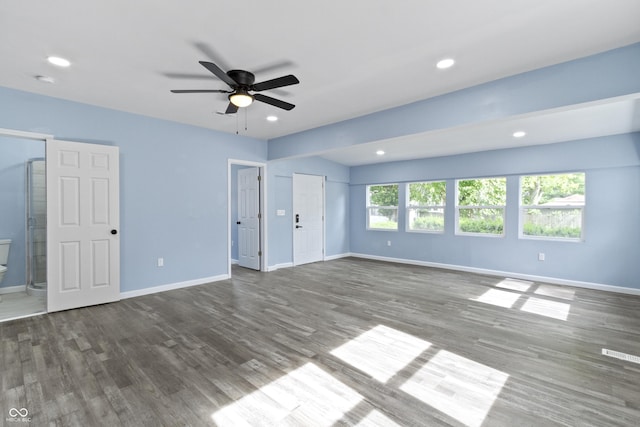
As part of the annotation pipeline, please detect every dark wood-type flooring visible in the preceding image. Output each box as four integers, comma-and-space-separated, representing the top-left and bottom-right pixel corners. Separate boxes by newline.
1, 258, 640, 426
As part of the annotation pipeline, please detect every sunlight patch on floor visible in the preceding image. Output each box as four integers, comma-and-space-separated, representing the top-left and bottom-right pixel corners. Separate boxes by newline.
534, 284, 575, 301
399, 350, 509, 427
471, 288, 521, 308
330, 324, 432, 382
520, 297, 570, 321
212, 363, 363, 426
495, 278, 532, 292
354, 409, 402, 426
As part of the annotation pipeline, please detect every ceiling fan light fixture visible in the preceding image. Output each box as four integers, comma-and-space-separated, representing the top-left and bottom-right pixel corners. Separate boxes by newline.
229, 90, 254, 108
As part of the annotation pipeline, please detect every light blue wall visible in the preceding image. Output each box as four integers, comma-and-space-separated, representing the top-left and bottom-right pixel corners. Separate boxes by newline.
269, 43, 640, 160
0, 86, 267, 293
0, 136, 45, 288
267, 156, 350, 267
349, 134, 640, 288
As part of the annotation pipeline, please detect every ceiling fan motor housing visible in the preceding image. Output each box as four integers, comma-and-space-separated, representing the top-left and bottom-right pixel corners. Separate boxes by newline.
227, 70, 255, 87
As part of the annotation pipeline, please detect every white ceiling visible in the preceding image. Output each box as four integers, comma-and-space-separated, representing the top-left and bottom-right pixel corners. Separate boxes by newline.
1, 0, 639, 165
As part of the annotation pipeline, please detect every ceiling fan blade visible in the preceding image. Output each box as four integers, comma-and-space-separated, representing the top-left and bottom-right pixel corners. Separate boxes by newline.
254, 93, 295, 111
252, 75, 300, 92
199, 61, 237, 87
225, 102, 239, 114
170, 89, 230, 93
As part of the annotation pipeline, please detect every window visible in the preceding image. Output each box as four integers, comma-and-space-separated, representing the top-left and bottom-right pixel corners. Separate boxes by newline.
367, 184, 398, 230
406, 181, 446, 232
520, 172, 585, 240
456, 177, 506, 236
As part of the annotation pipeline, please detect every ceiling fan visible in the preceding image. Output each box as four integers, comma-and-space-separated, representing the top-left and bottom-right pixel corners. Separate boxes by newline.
171, 61, 299, 114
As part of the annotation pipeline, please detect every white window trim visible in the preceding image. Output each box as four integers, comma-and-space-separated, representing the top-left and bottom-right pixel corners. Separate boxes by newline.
405, 181, 446, 234
518, 173, 585, 242
366, 184, 399, 231
455, 177, 507, 237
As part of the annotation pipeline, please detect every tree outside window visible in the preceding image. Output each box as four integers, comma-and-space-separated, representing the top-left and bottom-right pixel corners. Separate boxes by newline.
367, 184, 398, 230
407, 181, 446, 232
456, 177, 506, 235
520, 173, 585, 240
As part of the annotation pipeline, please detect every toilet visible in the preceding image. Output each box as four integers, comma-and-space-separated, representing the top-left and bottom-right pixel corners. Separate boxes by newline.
0, 239, 11, 284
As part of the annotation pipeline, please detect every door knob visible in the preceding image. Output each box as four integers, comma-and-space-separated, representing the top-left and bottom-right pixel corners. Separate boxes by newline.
110, 229, 118, 235
237, 221, 241, 224
296, 225, 303, 229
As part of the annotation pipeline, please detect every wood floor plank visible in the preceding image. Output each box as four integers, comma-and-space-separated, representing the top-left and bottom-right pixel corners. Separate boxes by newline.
1, 257, 639, 426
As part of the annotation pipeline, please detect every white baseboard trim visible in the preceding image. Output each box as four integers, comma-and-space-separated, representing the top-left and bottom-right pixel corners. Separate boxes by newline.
267, 253, 351, 271
267, 262, 293, 272
120, 274, 230, 300
349, 253, 640, 296
0, 284, 26, 295
325, 253, 352, 261
231, 259, 239, 265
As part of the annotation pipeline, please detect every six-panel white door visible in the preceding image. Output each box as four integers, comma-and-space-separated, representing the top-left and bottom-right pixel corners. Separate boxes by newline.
293, 173, 324, 266
47, 140, 120, 312
238, 167, 261, 270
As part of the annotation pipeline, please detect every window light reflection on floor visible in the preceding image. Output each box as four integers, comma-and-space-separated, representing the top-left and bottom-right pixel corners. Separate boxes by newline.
211, 362, 364, 426
330, 324, 432, 382
400, 350, 509, 427
354, 409, 402, 426
495, 278, 532, 292
471, 288, 522, 308
520, 297, 570, 321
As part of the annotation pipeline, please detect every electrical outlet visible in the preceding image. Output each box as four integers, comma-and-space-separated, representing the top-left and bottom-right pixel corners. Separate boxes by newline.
387, 240, 391, 247
157, 257, 164, 267
538, 252, 545, 261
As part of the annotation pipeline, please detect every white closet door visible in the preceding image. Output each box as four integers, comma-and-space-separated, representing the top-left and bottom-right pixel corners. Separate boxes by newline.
47, 140, 120, 312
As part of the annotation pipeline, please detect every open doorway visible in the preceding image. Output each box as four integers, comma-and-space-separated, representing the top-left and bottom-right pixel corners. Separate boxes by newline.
228, 159, 267, 276
0, 128, 51, 322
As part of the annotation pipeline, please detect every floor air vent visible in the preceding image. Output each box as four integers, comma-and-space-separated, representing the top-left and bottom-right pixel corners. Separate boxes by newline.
602, 348, 640, 364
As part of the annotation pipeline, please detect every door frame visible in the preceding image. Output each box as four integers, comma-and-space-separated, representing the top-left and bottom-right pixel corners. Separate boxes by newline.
0, 127, 53, 318
227, 159, 267, 276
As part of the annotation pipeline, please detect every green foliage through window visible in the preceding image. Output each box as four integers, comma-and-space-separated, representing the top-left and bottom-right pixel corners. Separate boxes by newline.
408, 181, 446, 232
520, 173, 585, 240
367, 184, 398, 230
456, 178, 506, 235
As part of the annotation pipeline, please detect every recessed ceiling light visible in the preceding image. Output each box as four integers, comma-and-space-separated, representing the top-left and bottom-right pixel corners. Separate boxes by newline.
47, 56, 71, 67
513, 131, 526, 138
436, 58, 455, 69
35, 75, 55, 84
266, 115, 278, 122
376, 150, 385, 156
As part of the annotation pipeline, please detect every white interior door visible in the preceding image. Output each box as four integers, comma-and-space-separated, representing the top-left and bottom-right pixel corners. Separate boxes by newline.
238, 167, 260, 270
293, 173, 324, 266
47, 140, 120, 312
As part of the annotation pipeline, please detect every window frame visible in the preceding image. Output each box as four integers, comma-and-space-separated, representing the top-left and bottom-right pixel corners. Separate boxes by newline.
366, 183, 399, 231
455, 177, 507, 237
405, 180, 446, 234
518, 172, 585, 242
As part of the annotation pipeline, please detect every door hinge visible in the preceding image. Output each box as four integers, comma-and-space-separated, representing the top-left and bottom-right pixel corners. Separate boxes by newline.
258, 175, 262, 181
258, 212, 261, 219
258, 251, 262, 256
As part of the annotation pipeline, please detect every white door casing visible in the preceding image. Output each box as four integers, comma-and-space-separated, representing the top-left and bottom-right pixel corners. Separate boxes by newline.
293, 173, 325, 266
238, 167, 260, 270
47, 140, 120, 312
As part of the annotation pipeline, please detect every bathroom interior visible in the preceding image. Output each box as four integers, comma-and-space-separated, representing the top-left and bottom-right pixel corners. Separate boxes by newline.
0, 134, 48, 321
